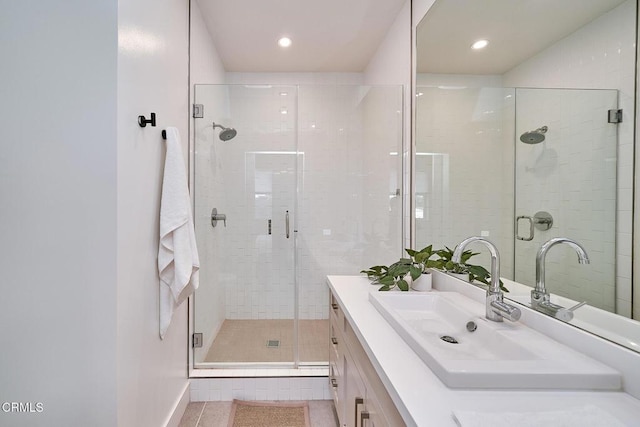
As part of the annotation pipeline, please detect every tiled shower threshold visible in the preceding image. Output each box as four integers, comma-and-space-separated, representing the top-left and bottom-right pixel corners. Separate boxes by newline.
191, 366, 329, 378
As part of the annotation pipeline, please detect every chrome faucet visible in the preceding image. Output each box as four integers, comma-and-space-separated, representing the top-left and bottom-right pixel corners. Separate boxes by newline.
532, 237, 590, 321
453, 237, 521, 322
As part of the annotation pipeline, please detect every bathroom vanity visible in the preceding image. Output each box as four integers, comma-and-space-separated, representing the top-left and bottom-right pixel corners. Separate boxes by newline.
327, 273, 640, 426
329, 291, 405, 427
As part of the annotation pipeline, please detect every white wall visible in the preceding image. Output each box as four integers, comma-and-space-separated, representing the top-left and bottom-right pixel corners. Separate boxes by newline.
1, 0, 192, 424
365, 0, 412, 251
190, 1, 227, 86
0, 1, 118, 426
411, 0, 437, 251
116, 0, 191, 426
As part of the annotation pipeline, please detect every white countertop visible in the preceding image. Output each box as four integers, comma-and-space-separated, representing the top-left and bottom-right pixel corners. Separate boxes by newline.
327, 274, 640, 427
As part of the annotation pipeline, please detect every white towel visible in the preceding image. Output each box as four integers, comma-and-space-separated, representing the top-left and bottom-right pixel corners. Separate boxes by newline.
452, 405, 625, 427
158, 127, 200, 339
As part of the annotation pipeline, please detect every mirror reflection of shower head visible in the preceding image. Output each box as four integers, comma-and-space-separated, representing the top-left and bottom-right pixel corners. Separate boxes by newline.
520, 126, 548, 144
212, 122, 237, 141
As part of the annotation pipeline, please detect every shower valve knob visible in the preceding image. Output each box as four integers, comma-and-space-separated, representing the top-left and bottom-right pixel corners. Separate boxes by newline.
211, 208, 227, 228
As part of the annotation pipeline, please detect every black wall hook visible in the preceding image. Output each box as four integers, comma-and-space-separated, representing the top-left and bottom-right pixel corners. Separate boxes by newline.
162, 130, 167, 140
138, 113, 156, 128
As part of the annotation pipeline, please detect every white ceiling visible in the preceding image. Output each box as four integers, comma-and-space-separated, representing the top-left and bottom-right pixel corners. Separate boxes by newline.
417, 0, 626, 74
196, 0, 407, 72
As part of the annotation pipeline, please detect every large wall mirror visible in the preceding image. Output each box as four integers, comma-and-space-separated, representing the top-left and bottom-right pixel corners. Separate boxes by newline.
414, 0, 639, 352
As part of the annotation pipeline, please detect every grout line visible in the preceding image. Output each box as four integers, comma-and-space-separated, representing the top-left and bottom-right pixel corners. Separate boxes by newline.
194, 402, 206, 427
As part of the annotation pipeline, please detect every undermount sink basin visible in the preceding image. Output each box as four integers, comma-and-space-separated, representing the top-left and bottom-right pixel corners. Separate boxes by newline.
368, 290, 621, 390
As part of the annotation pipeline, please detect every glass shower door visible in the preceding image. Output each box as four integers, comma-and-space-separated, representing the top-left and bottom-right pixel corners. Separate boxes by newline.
191, 83, 404, 370
513, 88, 618, 312
192, 84, 298, 367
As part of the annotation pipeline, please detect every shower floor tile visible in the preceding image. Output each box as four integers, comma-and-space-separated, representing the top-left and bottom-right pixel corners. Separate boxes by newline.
204, 319, 329, 363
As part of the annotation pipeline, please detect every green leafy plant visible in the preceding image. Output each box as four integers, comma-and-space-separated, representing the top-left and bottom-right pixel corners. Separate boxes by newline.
361, 245, 509, 292
436, 246, 478, 275
360, 265, 389, 283
437, 246, 509, 293
360, 245, 440, 291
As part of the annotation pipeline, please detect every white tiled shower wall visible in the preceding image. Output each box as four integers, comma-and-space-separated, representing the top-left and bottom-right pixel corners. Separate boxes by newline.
416, 0, 635, 315
414, 75, 515, 277
192, 73, 403, 354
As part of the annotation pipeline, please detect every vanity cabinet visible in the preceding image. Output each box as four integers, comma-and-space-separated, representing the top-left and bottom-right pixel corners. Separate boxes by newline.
329, 292, 405, 427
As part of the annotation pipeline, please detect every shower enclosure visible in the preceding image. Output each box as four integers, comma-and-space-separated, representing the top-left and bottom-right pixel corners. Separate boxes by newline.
415, 85, 618, 312
192, 84, 403, 369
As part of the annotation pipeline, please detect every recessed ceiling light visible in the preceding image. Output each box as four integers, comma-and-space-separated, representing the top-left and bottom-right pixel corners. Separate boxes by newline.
471, 39, 489, 50
278, 37, 292, 48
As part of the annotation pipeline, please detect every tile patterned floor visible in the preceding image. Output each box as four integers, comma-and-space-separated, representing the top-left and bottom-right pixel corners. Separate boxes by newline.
178, 400, 338, 427
204, 319, 329, 363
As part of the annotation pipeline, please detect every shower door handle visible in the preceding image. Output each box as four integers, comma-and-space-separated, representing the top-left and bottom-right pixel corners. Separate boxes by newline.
516, 216, 535, 241
516, 211, 553, 241
285, 210, 290, 239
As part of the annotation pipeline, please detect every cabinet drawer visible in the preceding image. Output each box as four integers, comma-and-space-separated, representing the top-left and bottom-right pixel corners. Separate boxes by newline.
329, 358, 344, 425
330, 292, 346, 332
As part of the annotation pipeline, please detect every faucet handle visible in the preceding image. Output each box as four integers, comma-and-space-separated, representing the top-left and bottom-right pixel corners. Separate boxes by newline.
554, 301, 586, 322
536, 300, 584, 322
211, 208, 227, 228
567, 301, 587, 312
490, 300, 521, 322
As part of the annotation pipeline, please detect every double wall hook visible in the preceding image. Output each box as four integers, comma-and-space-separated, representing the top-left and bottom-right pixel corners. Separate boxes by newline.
138, 112, 156, 128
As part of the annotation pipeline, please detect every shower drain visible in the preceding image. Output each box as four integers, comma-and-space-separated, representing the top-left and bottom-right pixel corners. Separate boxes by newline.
266, 339, 280, 348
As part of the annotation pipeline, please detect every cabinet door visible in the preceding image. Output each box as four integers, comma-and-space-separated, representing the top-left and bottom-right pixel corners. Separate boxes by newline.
344, 350, 366, 427
360, 396, 386, 427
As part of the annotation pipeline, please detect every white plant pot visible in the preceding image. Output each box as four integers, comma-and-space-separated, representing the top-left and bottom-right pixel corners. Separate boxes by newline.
411, 273, 432, 291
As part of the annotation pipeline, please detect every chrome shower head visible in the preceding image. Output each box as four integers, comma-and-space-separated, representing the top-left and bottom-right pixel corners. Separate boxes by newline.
212, 122, 237, 141
520, 126, 548, 144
